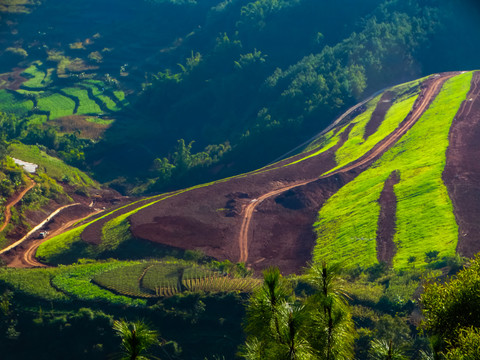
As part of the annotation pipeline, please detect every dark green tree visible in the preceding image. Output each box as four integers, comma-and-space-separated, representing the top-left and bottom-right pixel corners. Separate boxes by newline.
113, 319, 159, 360
421, 254, 480, 357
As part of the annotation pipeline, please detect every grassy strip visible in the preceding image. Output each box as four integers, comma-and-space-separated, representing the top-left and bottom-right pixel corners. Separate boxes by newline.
62, 87, 102, 114
0, 267, 68, 300
332, 91, 418, 171
37, 92, 75, 119
9, 143, 96, 187
80, 81, 123, 111
313, 72, 473, 269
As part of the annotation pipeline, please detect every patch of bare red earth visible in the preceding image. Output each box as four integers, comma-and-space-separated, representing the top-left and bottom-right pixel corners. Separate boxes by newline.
376, 171, 400, 265
364, 90, 395, 139
128, 126, 354, 274
444, 71, 480, 257
0, 68, 27, 90
98, 73, 452, 274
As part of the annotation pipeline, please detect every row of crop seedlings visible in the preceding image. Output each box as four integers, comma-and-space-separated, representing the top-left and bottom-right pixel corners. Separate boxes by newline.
182, 275, 261, 294
92, 263, 157, 298
92, 262, 262, 299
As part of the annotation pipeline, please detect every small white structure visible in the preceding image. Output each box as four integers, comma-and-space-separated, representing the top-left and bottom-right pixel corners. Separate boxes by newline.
12, 158, 38, 173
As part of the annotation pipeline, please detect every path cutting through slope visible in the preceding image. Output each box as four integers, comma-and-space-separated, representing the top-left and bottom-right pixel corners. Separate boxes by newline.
0, 203, 81, 255
20, 209, 104, 267
238, 73, 454, 263
0, 178, 36, 233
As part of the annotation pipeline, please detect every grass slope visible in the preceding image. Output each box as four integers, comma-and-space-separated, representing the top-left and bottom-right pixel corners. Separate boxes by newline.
313, 72, 473, 269
37, 92, 76, 119
9, 143, 96, 187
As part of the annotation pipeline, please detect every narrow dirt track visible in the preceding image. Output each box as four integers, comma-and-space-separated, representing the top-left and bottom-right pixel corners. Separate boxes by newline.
20, 209, 104, 267
238, 74, 454, 263
0, 178, 36, 233
0, 203, 81, 255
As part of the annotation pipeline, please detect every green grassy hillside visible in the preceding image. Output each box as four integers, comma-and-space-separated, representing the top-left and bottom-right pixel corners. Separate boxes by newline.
314, 72, 473, 269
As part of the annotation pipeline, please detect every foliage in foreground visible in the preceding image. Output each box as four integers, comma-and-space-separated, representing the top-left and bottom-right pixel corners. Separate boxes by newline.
241, 263, 355, 360
421, 254, 480, 358
113, 319, 159, 360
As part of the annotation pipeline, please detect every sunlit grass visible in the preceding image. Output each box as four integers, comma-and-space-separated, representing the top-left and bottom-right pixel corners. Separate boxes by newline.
37, 92, 75, 119
62, 87, 102, 114
313, 72, 473, 269
9, 143, 96, 186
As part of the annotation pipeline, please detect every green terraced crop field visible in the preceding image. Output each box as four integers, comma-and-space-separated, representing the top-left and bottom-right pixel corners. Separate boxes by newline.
313, 72, 473, 269
37, 92, 76, 119
62, 87, 102, 114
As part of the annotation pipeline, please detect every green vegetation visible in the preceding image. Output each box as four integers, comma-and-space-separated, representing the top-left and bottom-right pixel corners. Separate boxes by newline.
21, 63, 52, 89
51, 262, 146, 306
113, 319, 160, 360
61, 88, 102, 114
37, 92, 76, 119
0, 90, 33, 117
0, 267, 67, 301
80, 80, 125, 111
314, 72, 473, 269
242, 264, 355, 359
330, 83, 420, 172
421, 255, 480, 359
9, 143, 96, 186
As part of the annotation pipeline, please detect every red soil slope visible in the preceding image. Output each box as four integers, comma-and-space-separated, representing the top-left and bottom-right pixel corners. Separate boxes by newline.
444, 71, 480, 257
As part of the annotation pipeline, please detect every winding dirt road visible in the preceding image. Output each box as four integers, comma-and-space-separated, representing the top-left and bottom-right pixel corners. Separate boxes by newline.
0, 203, 81, 256
0, 178, 36, 233
238, 73, 454, 264
21, 209, 103, 267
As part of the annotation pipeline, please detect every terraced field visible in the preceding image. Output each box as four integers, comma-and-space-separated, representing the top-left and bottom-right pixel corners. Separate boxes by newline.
24, 71, 480, 274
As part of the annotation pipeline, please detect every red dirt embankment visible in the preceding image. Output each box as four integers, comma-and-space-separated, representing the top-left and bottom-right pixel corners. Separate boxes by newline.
443, 71, 480, 257
376, 171, 400, 265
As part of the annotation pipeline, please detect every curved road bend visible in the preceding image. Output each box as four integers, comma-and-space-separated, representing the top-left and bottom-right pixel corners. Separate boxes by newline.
238, 74, 454, 264
0, 203, 81, 256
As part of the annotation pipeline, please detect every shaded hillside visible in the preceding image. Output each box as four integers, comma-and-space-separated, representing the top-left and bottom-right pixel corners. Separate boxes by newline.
34, 71, 480, 273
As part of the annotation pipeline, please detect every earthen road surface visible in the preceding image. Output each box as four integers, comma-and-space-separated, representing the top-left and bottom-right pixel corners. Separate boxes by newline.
0, 203, 81, 256
238, 73, 454, 264
20, 209, 104, 267
0, 178, 35, 233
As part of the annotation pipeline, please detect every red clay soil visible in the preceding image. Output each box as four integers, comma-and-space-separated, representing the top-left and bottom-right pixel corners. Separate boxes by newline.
129, 124, 354, 273
82, 72, 455, 274
376, 171, 400, 265
443, 70, 480, 257
364, 91, 395, 139
0, 68, 27, 90
80, 193, 176, 245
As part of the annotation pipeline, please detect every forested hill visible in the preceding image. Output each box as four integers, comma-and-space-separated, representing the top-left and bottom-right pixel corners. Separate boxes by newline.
91, 0, 480, 193
2, 0, 480, 194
